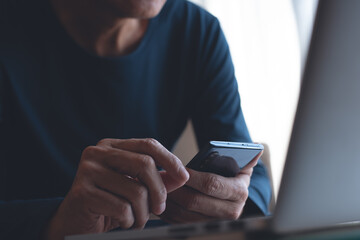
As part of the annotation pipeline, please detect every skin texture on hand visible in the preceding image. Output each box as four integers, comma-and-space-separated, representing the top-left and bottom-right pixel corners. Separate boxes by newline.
44, 138, 189, 240
160, 151, 262, 223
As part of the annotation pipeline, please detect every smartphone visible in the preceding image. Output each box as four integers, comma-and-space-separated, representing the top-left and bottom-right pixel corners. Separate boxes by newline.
186, 141, 264, 177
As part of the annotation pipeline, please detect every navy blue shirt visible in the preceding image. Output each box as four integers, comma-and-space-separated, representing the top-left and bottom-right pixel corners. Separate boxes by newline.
0, 0, 271, 239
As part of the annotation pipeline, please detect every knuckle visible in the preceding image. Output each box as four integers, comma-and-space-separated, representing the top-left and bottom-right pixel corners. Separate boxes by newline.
79, 160, 98, 174
81, 145, 104, 159
240, 189, 249, 203
138, 155, 155, 168
236, 183, 249, 202
183, 195, 200, 211
143, 138, 160, 149
116, 203, 134, 229
119, 202, 132, 216
136, 213, 150, 229
117, 218, 134, 230
133, 186, 148, 200
203, 175, 223, 195
96, 138, 112, 146
227, 206, 242, 220
157, 186, 167, 203
81, 146, 97, 158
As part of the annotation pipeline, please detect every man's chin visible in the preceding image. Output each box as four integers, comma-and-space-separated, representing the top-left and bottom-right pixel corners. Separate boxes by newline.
107, 0, 167, 19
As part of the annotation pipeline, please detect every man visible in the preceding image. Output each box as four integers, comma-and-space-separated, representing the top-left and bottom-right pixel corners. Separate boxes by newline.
0, 0, 271, 239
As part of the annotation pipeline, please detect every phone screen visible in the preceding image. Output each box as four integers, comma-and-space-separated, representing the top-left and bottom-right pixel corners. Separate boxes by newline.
186, 142, 263, 177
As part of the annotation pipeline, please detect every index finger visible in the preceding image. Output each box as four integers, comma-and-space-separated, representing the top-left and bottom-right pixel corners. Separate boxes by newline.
101, 138, 189, 187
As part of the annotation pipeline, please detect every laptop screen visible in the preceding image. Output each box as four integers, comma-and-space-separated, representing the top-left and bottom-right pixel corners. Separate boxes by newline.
274, 0, 360, 233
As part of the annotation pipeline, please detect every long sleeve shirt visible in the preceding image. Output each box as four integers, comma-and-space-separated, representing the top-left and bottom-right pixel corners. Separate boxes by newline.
0, 0, 271, 239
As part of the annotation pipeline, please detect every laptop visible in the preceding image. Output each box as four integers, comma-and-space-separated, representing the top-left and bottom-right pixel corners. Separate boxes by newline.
66, 0, 360, 239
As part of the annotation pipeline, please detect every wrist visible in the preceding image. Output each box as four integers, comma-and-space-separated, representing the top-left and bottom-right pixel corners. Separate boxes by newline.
42, 204, 64, 240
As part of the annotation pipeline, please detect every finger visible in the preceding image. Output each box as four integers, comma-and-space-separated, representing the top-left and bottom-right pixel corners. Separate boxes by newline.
85, 186, 135, 229
100, 138, 189, 184
92, 166, 150, 228
160, 199, 214, 224
185, 168, 250, 201
240, 150, 263, 171
159, 171, 187, 193
168, 187, 245, 220
106, 149, 167, 215
82, 146, 166, 215
234, 173, 252, 190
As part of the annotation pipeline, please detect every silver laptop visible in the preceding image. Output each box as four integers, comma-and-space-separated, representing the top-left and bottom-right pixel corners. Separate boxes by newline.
273, 0, 360, 233
67, 1, 360, 239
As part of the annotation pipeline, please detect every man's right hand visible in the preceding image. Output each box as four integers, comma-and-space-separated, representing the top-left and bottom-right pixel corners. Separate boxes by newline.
44, 138, 189, 240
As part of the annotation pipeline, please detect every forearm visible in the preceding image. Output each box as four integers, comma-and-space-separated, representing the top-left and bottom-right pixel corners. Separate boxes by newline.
0, 198, 63, 240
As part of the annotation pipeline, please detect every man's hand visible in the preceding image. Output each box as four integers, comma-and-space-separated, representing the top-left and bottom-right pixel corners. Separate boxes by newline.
160, 151, 262, 223
44, 138, 189, 240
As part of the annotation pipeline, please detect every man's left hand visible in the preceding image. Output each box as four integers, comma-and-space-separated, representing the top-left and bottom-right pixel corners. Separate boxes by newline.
160, 151, 262, 223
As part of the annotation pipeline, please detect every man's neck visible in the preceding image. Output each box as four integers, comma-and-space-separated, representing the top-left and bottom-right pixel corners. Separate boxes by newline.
50, 0, 148, 57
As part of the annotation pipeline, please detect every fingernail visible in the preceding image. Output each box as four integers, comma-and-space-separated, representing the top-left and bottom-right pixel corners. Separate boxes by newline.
159, 202, 166, 213
181, 167, 190, 180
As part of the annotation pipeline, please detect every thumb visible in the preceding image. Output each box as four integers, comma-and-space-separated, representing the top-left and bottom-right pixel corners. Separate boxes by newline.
159, 170, 189, 193
240, 150, 263, 171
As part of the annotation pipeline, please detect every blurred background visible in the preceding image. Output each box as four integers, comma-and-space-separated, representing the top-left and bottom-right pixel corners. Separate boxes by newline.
173, 0, 319, 202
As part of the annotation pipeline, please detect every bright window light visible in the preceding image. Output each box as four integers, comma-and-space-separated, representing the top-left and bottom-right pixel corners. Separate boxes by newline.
189, 0, 303, 197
